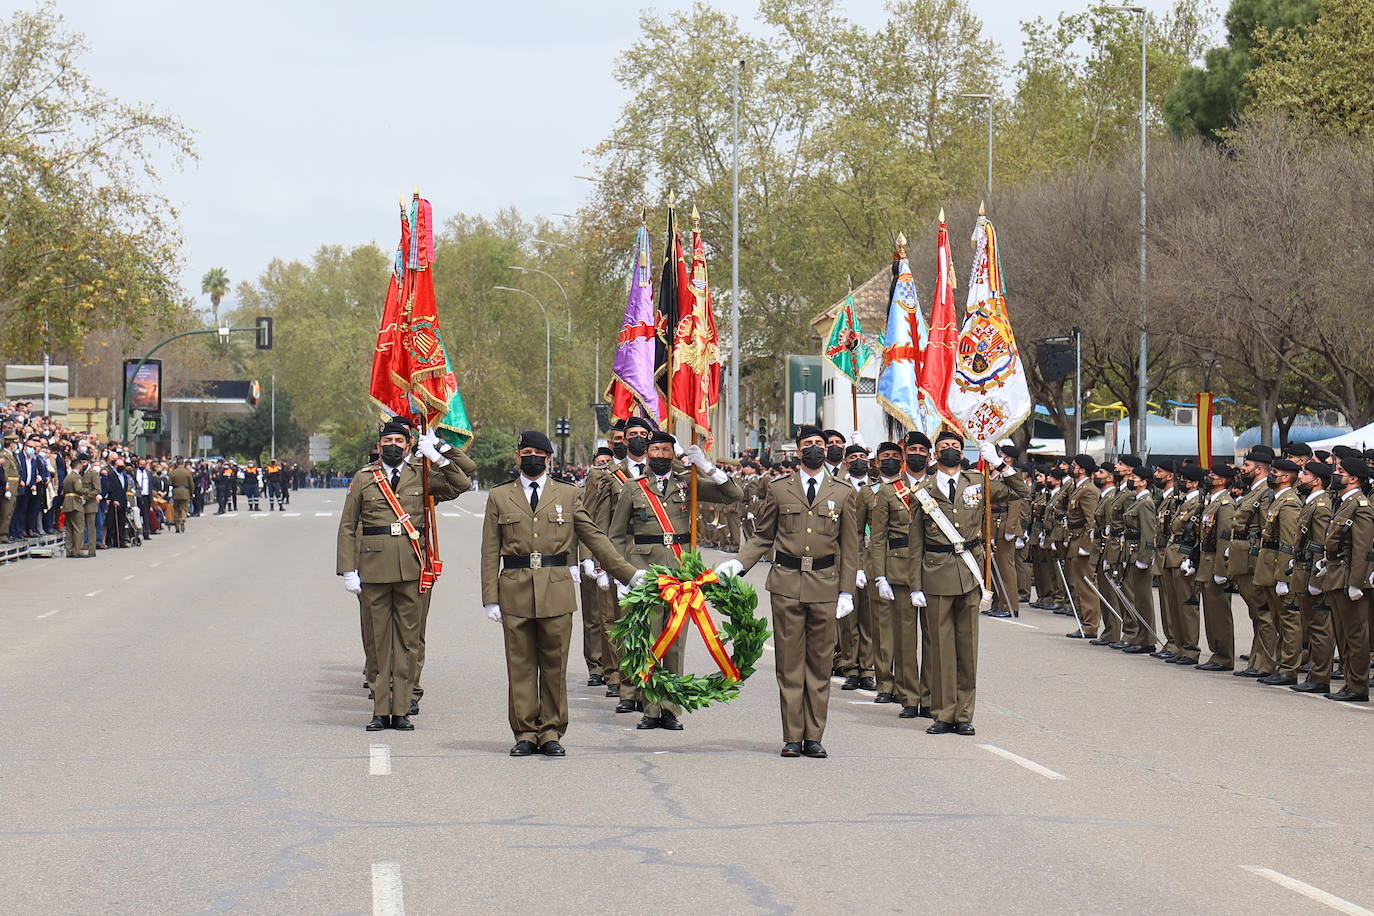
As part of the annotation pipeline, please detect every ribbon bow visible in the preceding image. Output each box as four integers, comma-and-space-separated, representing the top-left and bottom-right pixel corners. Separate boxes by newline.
644, 569, 741, 683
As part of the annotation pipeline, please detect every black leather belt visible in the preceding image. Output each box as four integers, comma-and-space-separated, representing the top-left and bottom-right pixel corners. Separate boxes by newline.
363, 525, 406, 536
887, 537, 909, 548
925, 537, 982, 554
635, 533, 690, 546
502, 553, 568, 569
775, 551, 835, 571
1067, 520, 1086, 530
991, 507, 1007, 516
1261, 539, 1293, 554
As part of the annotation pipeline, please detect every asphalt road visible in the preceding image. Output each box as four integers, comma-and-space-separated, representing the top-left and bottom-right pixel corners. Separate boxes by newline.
4, 487, 1372, 915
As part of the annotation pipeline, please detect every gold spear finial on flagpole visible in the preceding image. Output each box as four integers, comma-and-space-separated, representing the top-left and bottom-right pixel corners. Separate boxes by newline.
412, 186, 420, 199
895, 232, 907, 259
939, 208, 946, 223
979, 199, 986, 216
691, 205, 700, 230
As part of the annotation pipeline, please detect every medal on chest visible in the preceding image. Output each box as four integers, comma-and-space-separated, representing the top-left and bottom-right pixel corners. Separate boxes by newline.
554, 504, 565, 524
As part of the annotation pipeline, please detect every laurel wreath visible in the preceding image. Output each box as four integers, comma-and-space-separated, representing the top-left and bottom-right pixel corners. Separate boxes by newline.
610, 551, 769, 711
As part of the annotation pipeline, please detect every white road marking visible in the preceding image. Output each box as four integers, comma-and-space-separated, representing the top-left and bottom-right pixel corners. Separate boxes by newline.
978, 744, 1068, 781
85, 590, 102, 598
988, 616, 1038, 629
369, 744, 392, 776
442, 512, 461, 518
458, 507, 483, 518
123, 574, 135, 581
250, 513, 269, 518
282, 512, 301, 517
1240, 866, 1373, 915
149, 562, 160, 568
315, 512, 334, 517
1292, 690, 1374, 713
371, 862, 405, 915
322, 499, 334, 503
36, 609, 60, 619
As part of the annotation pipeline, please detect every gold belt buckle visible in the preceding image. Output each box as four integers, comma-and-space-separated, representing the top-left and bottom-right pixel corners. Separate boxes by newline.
529, 552, 542, 570
662, 533, 675, 547
389, 522, 402, 537
800, 556, 814, 572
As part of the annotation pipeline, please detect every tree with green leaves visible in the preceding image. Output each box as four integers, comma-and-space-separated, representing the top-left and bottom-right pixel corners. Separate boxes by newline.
201, 267, 230, 325
1250, 0, 1374, 135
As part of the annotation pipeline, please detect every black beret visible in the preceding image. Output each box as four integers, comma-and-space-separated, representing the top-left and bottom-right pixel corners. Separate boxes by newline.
1210, 463, 1239, 479
610, 419, 627, 431
1315, 450, 1332, 462
1155, 458, 1177, 474
1117, 454, 1141, 468
595, 446, 614, 458
379, 417, 412, 439
1282, 442, 1312, 457
518, 430, 554, 453
1014, 462, 1033, 473
650, 430, 676, 446
904, 431, 931, 449
1332, 445, 1360, 460
1341, 457, 1373, 480
1363, 449, 1374, 462
1244, 444, 1275, 464
1072, 453, 1097, 473
844, 444, 867, 457
875, 440, 902, 456
1181, 464, 1207, 482
934, 428, 964, 447
1047, 465, 1066, 479
1000, 445, 1021, 459
1306, 461, 1333, 481
625, 417, 654, 432
1136, 464, 1155, 479
795, 424, 824, 443
1272, 458, 1300, 473
822, 428, 846, 442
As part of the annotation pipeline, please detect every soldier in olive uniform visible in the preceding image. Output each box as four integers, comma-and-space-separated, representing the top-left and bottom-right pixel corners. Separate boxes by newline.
1121, 466, 1159, 653
1255, 457, 1303, 685
865, 440, 908, 702
61, 454, 93, 558
576, 446, 617, 687
988, 445, 1027, 619
835, 445, 877, 691
1290, 461, 1334, 693
1320, 456, 1372, 701
337, 419, 472, 731
1063, 455, 1101, 639
608, 431, 743, 731
1150, 461, 1182, 658
1229, 446, 1276, 679
1163, 464, 1207, 664
906, 432, 1029, 734
168, 460, 194, 533
719, 425, 860, 759
1197, 464, 1238, 670
1, 433, 20, 542
1090, 463, 1125, 645
482, 431, 642, 756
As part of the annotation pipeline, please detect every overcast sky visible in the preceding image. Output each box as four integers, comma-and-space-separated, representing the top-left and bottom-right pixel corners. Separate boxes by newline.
55, 0, 1123, 314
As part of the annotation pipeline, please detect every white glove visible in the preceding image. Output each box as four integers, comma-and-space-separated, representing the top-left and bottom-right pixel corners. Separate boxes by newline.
1308, 584, 1322, 596
616, 583, 629, 600
629, 569, 648, 588
596, 570, 611, 591
1077, 547, 1090, 557
715, 559, 744, 579
855, 569, 867, 589
581, 558, 597, 577
684, 443, 714, 473
1275, 580, 1288, 596
1015, 537, 1025, 549
836, 592, 855, 619
1135, 560, 1149, 570
875, 576, 895, 601
1004, 532, 1016, 541
673, 440, 686, 458
1037, 533, 1045, 547
1223, 548, 1230, 560
1180, 559, 1195, 577
1314, 558, 1328, 576
1348, 586, 1364, 601
569, 564, 581, 585
850, 430, 866, 448
1102, 559, 1109, 572
484, 603, 502, 622
911, 590, 928, 607
1214, 574, 1228, 585
342, 570, 362, 594
416, 429, 446, 464
979, 442, 1001, 468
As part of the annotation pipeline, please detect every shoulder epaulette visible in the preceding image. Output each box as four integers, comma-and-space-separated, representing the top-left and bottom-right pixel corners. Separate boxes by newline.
492, 478, 517, 488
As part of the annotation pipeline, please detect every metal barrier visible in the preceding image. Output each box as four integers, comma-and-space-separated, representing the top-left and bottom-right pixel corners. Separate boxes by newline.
0, 534, 66, 563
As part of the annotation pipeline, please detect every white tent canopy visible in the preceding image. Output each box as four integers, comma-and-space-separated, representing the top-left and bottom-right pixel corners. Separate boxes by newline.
1305, 422, 1374, 451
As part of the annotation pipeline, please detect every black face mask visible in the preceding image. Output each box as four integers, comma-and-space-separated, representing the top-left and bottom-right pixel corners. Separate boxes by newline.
380, 444, 405, 465
648, 456, 674, 476
799, 446, 826, 470
519, 455, 547, 477
878, 457, 902, 477
848, 461, 869, 478
825, 445, 844, 464
1296, 483, 1312, 498
905, 454, 927, 474
1266, 473, 1277, 488
626, 436, 649, 458
937, 447, 962, 468
611, 441, 628, 460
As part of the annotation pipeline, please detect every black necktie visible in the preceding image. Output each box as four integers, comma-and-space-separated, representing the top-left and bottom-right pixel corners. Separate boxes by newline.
948, 479, 956, 502
529, 482, 539, 512
806, 477, 817, 506
636, 463, 645, 477
660, 476, 669, 496
390, 469, 400, 492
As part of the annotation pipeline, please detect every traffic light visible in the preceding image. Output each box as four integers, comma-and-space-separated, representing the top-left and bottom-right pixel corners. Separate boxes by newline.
255, 316, 274, 350
555, 417, 572, 437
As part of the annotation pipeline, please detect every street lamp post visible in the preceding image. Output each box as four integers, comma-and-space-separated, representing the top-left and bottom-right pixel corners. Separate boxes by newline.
509, 263, 576, 444
1114, 4, 1149, 455
493, 285, 552, 431
730, 59, 743, 458
960, 93, 994, 196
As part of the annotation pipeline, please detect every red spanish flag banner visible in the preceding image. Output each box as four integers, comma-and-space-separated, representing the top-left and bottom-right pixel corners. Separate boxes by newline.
1197, 392, 1213, 465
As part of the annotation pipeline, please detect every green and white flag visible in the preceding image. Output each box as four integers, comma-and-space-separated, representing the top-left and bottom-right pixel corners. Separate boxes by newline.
823, 295, 872, 382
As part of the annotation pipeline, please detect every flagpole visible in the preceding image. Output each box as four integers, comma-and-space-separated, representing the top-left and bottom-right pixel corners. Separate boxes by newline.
847, 277, 859, 430
688, 205, 699, 552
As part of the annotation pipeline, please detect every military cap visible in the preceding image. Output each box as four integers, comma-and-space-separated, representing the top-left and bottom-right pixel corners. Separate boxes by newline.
625, 417, 653, 433
1244, 444, 1275, 464
1136, 464, 1155, 479
822, 428, 846, 442
518, 430, 554, 453
649, 430, 676, 446
1332, 445, 1360, 460
1072, 453, 1097, 473
844, 444, 867, 457
379, 417, 412, 439
1315, 450, 1332, 462
1117, 454, 1142, 469
1306, 461, 1333, 481
1046, 465, 1066, 480
1282, 442, 1312, 457
795, 424, 824, 443
1340, 457, 1373, 480
934, 428, 964, 447
1364, 449, 1374, 462
595, 446, 614, 458
1000, 444, 1021, 460
904, 431, 931, 449
875, 440, 902, 456
1272, 457, 1300, 473
609, 419, 627, 431
1210, 463, 1238, 479
1180, 464, 1208, 482
1155, 458, 1177, 474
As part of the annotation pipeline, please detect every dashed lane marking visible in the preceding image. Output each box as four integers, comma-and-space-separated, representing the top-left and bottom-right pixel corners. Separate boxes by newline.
987, 616, 1039, 629
1239, 866, 1373, 915
371, 862, 405, 915
282, 512, 301, 517
36, 609, 60, 619
369, 744, 392, 776
84, 590, 102, 598
978, 744, 1068, 780
315, 512, 334, 517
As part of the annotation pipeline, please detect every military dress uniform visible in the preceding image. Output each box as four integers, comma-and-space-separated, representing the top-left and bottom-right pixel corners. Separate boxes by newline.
1291, 486, 1334, 687
870, 471, 933, 714
991, 477, 1027, 615
835, 474, 877, 686
481, 467, 638, 749
1197, 485, 1237, 668
61, 467, 90, 557
1320, 481, 1372, 701
586, 461, 636, 696
1094, 482, 1126, 644
1163, 487, 1203, 663
1228, 476, 1275, 676
0, 438, 20, 541
608, 462, 743, 724
1152, 484, 1182, 656
907, 464, 1029, 729
168, 464, 194, 532
337, 451, 471, 721
1255, 483, 1302, 680
736, 469, 860, 749
1121, 487, 1159, 651
1065, 474, 1101, 636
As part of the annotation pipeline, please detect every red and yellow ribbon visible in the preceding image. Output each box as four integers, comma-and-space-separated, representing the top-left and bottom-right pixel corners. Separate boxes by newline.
643, 569, 741, 683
